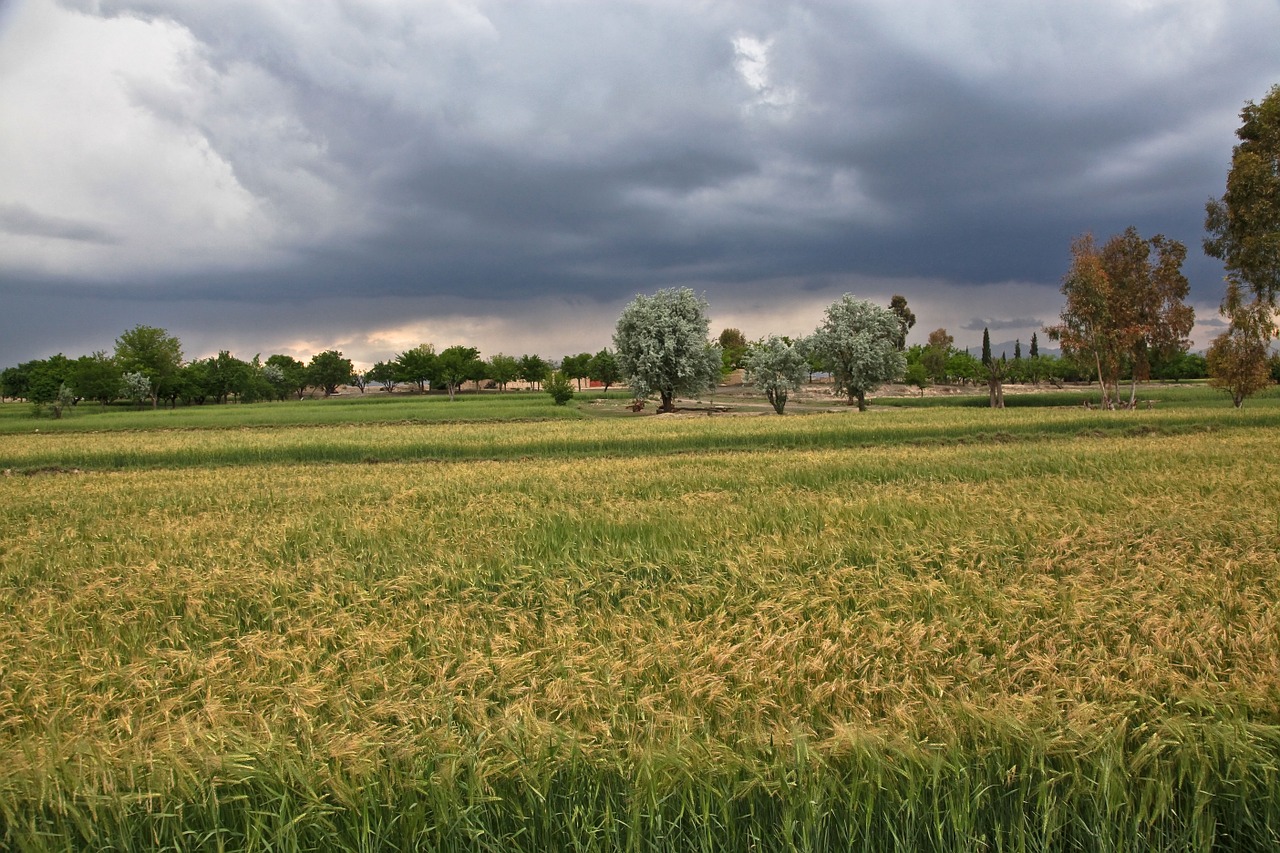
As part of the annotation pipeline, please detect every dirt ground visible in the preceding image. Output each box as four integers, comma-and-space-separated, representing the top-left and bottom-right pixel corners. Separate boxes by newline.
642, 376, 1130, 417
335, 375, 1093, 416
590, 378, 1062, 417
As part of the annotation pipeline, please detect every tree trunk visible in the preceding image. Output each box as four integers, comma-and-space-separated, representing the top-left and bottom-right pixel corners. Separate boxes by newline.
659, 391, 675, 412
987, 375, 1004, 408
1094, 352, 1111, 409
855, 390, 867, 412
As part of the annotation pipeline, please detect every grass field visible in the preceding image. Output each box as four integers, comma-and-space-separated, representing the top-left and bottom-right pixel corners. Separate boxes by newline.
2, 386, 1278, 850
0, 389, 603, 436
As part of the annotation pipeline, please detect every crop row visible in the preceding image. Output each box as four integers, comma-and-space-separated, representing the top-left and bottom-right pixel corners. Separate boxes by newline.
4, 398, 1279, 473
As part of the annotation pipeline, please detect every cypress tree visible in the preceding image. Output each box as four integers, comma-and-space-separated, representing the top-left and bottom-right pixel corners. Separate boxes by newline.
981, 328, 992, 367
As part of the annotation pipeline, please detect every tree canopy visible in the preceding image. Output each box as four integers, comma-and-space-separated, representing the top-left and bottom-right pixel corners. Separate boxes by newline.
1207, 296, 1274, 408
1046, 228, 1194, 409
888, 294, 916, 351
396, 344, 437, 392
69, 352, 120, 407
367, 361, 399, 392
743, 336, 810, 414
588, 349, 621, 393
114, 325, 183, 408
1203, 84, 1279, 410
518, 354, 550, 389
266, 354, 308, 399
718, 328, 748, 370
1204, 84, 1280, 307
307, 350, 354, 397
486, 354, 520, 390
435, 345, 484, 401
613, 288, 721, 413
560, 352, 593, 390
922, 328, 953, 383
810, 295, 905, 411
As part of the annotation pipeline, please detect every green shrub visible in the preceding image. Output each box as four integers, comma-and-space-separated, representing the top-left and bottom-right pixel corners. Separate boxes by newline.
545, 371, 575, 406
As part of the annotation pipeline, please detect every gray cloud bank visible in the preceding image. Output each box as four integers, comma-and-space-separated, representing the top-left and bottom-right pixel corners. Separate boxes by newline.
2, 0, 1277, 366
962, 317, 1046, 333
0, 204, 119, 244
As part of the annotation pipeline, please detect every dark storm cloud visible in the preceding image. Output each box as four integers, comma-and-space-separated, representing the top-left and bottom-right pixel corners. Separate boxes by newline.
2, 0, 1278, 366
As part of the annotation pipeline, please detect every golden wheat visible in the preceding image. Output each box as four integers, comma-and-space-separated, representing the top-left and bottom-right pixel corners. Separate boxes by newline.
1, 418, 1277, 849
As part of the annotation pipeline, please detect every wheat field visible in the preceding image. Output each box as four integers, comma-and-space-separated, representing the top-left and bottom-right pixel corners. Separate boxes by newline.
1, 401, 1278, 850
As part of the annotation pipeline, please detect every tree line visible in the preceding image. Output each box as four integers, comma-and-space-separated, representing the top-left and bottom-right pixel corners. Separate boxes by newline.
0, 331, 628, 417
0, 264, 1260, 419
612, 284, 1215, 417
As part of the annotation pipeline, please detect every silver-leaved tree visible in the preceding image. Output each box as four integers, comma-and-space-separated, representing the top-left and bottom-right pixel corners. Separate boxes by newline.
743, 335, 810, 414
811, 295, 905, 411
613, 288, 722, 413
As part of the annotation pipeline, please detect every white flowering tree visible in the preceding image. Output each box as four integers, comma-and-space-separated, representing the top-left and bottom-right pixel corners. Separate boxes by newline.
262, 363, 290, 400
613, 288, 721, 412
121, 371, 152, 409
743, 336, 810, 414
811, 295, 905, 411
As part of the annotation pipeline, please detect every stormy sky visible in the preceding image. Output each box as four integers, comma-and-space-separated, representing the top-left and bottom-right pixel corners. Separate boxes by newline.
1, 0, 1277, 368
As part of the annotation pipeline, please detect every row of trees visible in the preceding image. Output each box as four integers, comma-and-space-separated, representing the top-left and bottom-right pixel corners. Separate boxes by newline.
365, 347, 622, 399
0, 326, 629, 415
615, 276, 1215, 415
610, 85, 1276, 413
613, 288, 912, 414
0, 271, 1241, 419
0, 330, 366, 416
900, 331, 1208, 396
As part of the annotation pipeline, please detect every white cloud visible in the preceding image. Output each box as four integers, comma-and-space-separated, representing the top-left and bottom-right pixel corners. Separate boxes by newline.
0, 0, 281, 279
733, 33, 796, 114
